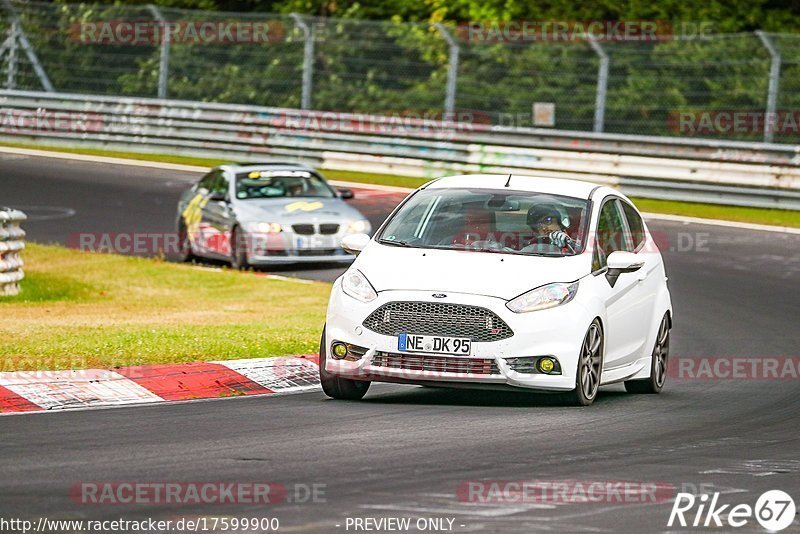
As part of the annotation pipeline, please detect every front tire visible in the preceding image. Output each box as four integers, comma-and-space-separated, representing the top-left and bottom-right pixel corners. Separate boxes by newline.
625, 313, 670, 394
230, 226, 250, 270
319, 327, 370, 400
564, 319, 603, 406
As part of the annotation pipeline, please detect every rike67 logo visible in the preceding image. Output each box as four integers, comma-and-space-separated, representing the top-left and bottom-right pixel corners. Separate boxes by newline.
668, 490, 796, 531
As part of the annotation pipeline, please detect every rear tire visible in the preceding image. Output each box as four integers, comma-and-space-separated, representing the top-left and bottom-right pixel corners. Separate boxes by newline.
625, 313, 670, 394
564, 319, 603, 406
319, 327, 370, 400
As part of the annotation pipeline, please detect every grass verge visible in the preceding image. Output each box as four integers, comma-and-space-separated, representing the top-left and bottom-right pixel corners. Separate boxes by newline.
0, 244, 328, 371
2, 142, 799, 228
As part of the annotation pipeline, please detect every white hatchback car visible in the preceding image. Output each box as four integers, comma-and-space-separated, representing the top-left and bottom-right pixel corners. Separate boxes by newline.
321, 174, 672, 405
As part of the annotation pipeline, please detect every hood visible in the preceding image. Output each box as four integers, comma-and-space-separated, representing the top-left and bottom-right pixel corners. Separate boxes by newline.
354, 243, 591, 300
234, 197, 364, 222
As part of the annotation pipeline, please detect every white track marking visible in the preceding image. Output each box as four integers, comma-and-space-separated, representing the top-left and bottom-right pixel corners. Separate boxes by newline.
8, 206, 76, 221
214, 357, 321, 393
0, 369, 163, 410
642, 212, 800, 234
0, 145, 208, 172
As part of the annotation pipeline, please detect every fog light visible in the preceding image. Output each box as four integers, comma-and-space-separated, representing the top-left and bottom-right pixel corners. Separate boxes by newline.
537, 357, 556, 374
332, 342, 348, 359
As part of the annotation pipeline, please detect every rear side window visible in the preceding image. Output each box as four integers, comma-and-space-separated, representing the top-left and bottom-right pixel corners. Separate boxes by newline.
211, 171, 229, 196
621, 201, 646, 252
197, 171, 218, 193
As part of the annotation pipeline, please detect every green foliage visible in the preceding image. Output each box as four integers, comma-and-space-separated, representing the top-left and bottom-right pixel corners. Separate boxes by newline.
10, 1, 800, 142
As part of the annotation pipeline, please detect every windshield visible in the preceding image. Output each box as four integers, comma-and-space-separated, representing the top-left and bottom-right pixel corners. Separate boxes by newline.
235, 170, 336, 200
378, 188, 590, 256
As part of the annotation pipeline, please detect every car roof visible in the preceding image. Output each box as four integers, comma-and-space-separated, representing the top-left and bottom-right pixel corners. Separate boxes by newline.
221, 162, 319, 173
425, 174, 603, 200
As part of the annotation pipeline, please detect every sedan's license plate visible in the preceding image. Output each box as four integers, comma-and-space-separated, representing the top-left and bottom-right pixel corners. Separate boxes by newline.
296, 235, 335, 249
397, 333, 471, 356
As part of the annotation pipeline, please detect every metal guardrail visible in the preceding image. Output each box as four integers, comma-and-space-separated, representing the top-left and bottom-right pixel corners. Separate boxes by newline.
1, 90, 799, 210
0, 207, 25, 296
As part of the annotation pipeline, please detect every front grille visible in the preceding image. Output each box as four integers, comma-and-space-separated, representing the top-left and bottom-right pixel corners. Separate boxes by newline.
292, 223, 340, 235
292, 224, 314, 235
363, 302, 514, 342
319, 223, 339, 235
371, 352, 500, 375
296, 248, 338, 256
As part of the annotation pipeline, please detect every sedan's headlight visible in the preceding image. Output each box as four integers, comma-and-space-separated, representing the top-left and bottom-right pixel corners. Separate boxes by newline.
347, 219, 371, 234
341, 269, 377, 303
506, 282, 578, 313
249, 222, 282, 233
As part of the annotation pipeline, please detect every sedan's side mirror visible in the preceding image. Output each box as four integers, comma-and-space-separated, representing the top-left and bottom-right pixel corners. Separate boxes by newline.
605, 251, 644, 288
337, 188, 355, 199
341, 233, 370, 256
208, 191, 227, 202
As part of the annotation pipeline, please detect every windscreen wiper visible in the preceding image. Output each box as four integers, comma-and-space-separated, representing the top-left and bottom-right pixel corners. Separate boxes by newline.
378, 239, 418, 248
467, 247, 523, 255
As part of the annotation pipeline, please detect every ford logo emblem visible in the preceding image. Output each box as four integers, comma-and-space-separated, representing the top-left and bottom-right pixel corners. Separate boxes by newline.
432, 293, 447, 298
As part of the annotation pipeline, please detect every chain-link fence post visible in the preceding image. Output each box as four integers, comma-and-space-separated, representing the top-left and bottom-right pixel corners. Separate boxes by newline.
755, 31, 781, 144
2, 0, 53, 91
147, 4, 170, 99
5, 20, 18, 89
586, 36, 609, 133
291, 13, 314, 110
435, 23, 459, 118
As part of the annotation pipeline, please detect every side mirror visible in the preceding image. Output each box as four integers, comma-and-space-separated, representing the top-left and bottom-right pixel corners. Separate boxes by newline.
337, 188, 355, 200
605, 251, 644, 288
341, 233, 370, 256
208, 191, 227, 202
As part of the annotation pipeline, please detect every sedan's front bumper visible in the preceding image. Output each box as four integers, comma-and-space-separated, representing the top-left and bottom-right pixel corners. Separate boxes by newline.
324, 284, 596, 392
246, 229, 356, 264
248, 250, 355, 265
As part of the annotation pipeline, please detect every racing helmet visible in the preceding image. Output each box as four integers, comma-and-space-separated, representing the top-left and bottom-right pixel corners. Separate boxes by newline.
526, 202, 570, 230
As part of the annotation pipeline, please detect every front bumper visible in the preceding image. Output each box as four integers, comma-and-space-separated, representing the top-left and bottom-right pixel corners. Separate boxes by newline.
325, 284, 594, 392
246, 229, 356, 264
248, 250, 355, 265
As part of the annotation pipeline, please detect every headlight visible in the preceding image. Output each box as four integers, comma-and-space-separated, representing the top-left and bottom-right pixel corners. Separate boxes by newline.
250, 222, 282, 233
347, 219, 371, 234
341, 269, 377, 303
506, 282, 578, 313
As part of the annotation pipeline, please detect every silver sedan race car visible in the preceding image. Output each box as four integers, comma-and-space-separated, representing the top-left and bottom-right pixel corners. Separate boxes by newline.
176, 163, 371, 267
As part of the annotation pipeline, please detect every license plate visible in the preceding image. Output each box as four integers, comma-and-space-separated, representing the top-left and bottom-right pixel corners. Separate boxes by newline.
398, 333, 472, 356
295, 235, 335, 249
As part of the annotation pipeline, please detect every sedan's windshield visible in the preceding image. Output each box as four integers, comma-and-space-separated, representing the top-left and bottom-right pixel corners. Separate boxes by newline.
235, 170, 336, 200
378, 188, 590, 256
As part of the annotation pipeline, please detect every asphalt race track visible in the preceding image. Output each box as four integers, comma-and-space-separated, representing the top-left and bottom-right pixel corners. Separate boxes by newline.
2, 152, 799, 532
